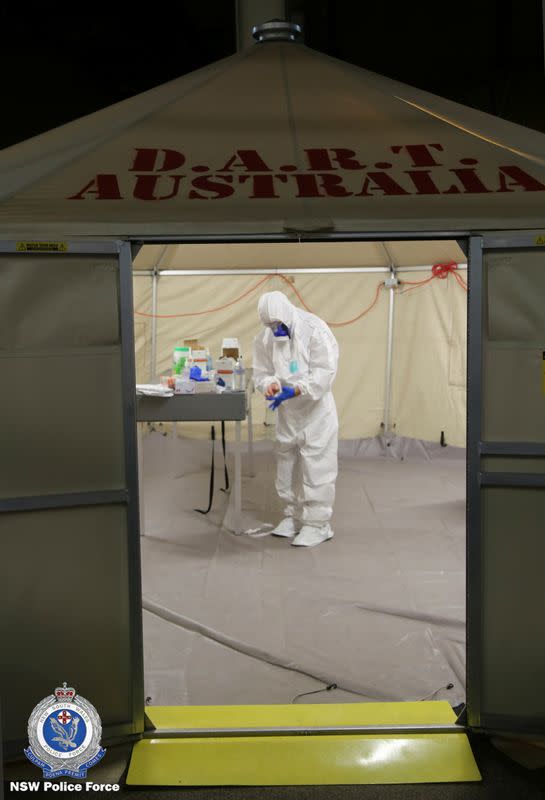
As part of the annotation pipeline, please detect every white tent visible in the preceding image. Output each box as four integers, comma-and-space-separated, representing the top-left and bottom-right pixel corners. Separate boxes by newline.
2, 22, 545, 765
1, 29, 545, 236
4, 20, 545, 444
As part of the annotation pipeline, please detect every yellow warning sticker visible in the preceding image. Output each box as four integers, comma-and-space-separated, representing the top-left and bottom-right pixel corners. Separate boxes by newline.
535, 236, 545, 245
16, 241, 68, 252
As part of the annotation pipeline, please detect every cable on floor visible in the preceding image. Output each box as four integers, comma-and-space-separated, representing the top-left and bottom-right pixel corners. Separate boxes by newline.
144, 597, 391, 700
291, 682, 456, 704
292, 684, 338, 703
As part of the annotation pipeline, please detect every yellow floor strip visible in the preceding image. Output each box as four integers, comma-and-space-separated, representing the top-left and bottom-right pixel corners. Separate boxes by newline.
127, 701, 481, 786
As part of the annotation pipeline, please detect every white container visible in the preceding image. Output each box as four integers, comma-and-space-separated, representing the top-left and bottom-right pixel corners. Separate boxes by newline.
216, 357, 235, 390
175, 378, 195, 394
234, 357, 245, 390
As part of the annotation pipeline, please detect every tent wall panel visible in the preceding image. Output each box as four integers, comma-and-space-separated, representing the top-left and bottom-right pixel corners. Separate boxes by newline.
0, 256, 120, 349
0, 505, 133, 740
481, 487, 545, 718
0, 350, 125, 498
389, 271, 467, 447
133, 264, 467, 444
0, 248, 143, 753
483, 249, 545, 442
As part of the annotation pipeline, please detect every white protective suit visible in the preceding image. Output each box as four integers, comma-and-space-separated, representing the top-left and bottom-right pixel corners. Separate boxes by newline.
253, 292, 339, 537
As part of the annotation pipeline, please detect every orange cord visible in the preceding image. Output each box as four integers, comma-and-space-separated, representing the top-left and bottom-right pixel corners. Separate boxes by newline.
134, 271, 385, 326
276, 273, 384, 327
400, 261, 467, 294
134, 274, 274, 318
133, 260, 466, 324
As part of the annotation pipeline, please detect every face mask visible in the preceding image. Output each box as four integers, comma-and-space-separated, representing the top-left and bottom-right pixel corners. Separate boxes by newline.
272, 322, 290, 338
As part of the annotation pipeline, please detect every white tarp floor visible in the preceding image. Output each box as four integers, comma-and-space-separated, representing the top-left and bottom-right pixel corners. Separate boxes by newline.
140, 430, 466, 709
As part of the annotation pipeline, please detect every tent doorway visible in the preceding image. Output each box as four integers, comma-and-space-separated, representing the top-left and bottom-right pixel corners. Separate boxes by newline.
133, 237, 469, 711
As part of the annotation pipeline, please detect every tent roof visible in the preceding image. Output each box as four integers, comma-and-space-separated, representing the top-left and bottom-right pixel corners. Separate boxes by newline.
133, 240, 466, 271
2, 40, 545, 237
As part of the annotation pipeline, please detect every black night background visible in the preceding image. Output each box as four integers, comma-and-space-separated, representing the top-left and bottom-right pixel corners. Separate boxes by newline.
2, 0, 545, 151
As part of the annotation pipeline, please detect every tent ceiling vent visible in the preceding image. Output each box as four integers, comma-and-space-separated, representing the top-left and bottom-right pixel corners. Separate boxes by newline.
252, 19, 302, 43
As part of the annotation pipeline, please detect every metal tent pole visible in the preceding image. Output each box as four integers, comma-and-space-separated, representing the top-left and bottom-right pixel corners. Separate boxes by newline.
236, 0, 287, 51
150, 271, 159, 382
132, 265, 467, 277
383, 274, 396, 438
148, 245, 172, 382
380, 244, 398, 438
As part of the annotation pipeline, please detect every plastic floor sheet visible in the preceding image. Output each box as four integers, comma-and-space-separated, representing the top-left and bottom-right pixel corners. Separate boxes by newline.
140, 429, 466, 709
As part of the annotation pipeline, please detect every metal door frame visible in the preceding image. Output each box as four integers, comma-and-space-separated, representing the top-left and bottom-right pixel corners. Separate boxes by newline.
0, 240, 144, 754
7, 228, 544, 746
131, 228, 474, 741
467, 231, 545, 736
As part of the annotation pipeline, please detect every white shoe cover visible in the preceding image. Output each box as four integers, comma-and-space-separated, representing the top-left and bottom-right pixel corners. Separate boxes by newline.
271, 517, 301, 538
291, 524, 334, 547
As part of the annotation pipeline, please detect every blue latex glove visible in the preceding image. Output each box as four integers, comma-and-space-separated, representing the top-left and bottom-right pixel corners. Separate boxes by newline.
273, 322, 290, 338
216, 377, 226, 387
268, 386, 296, 409
190, 365, 209, 382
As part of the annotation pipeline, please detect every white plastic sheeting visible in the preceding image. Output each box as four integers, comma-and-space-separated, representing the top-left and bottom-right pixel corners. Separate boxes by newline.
140, 431, 466, 708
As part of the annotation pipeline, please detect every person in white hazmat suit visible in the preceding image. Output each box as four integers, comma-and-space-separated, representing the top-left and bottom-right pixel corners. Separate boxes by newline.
253, 291, 339, 547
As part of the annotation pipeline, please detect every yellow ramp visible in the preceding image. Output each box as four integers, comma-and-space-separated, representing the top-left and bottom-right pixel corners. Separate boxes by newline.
126, 701, 481, 786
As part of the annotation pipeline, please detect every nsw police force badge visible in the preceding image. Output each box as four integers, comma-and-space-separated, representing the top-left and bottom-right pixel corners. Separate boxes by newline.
24, 682, 106, 778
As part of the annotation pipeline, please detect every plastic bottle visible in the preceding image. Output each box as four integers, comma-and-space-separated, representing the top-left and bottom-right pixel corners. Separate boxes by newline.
234, 357, 245, 391
182, 357, 192, 380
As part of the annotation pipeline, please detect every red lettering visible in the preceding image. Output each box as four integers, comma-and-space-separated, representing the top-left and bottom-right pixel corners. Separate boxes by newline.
68, 175, 122, 200
356, 172, 409, 196
130, 148, 185, 172
304, 148, 365, 170
496, 166, 545, 192
329, 148, 365, 170
291, 173, 353, 197
391, 144, 444, 167
238, 174, 287, 198
448, 167, 491, 193
133, 175, 184, 200
189, 175, 235, 199
317, 173, 353, 196
292, 174, 322, 197
404, 170, 441, 194
219, 150, 272, 172
304, 149, 334, 170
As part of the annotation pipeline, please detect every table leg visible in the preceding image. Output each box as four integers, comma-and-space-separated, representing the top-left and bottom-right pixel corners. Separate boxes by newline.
246, 395, 255, 477
137, 423, 146, 536
234, 420, 242, 534
171, 421, 178, 473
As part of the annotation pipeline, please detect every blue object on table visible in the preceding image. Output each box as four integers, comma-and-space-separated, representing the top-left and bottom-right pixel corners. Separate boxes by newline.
190, 365, 209, 381
268, 386, 296, 409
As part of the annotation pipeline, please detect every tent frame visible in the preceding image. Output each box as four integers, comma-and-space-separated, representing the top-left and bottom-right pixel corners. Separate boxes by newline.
129, 228, 472, 741
131, 226, 545, 738
5, 227, 544, 751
